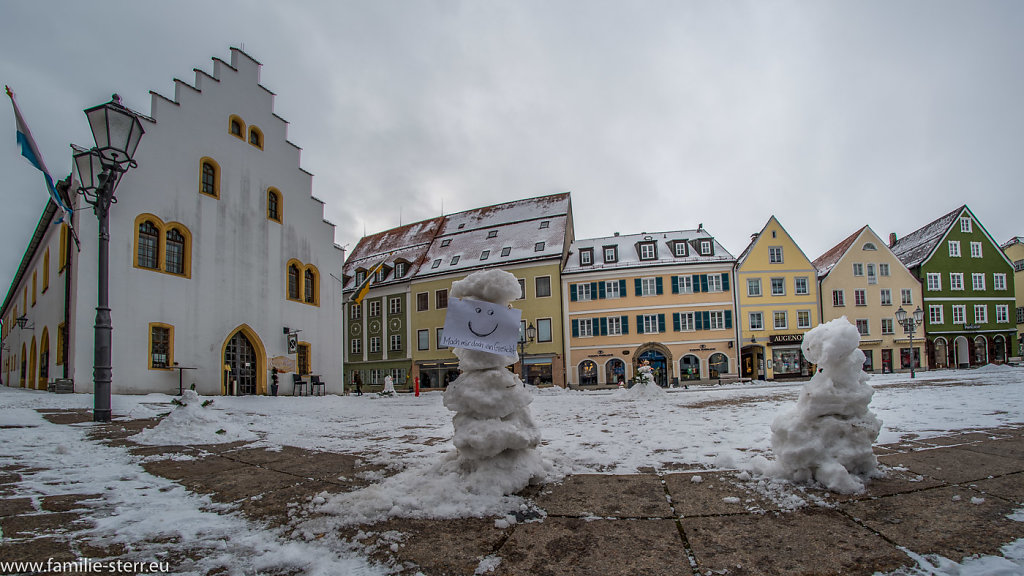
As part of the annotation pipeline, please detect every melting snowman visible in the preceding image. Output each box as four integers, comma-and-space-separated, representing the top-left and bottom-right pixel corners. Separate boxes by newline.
767, 317, 882, 493
440, 269, 548, 495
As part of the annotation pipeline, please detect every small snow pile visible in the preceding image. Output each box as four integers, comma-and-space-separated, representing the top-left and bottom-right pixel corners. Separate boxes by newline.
620, 360, 666, 400
379, 375, 396, 397
132, 390, 258, 445
759, 317, 882, 494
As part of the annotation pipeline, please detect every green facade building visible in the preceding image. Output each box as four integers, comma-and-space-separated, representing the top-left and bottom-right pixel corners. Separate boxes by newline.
891, 205, 1016, 368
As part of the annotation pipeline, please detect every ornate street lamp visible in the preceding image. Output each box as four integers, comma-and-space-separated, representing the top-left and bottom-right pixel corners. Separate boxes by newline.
519, 322, 536, 384
15, 315, 34, 330
895, 305, 925, 378
73, 94, 145, 422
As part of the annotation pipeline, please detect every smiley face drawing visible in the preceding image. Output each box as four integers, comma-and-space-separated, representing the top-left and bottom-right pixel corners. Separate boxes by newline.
468, 306, 499, 337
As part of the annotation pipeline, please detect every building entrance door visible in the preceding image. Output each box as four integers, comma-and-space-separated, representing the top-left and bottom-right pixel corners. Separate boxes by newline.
225, 331, 258, 395
637, 350, 668, 387
881, 349, 892, 373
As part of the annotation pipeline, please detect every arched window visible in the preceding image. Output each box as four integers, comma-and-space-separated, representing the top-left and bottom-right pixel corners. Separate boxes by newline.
578, 360, 597, 386
229, 115, 245, 139
138, 220, 160, 269
304, 268, 316, 304
709, 353, 729, 378
29, 337, 36, 390
166, 228, 186, 275
248, 126, 263, 149
288, 263, 301, 300
680, 355, 701, 381
605, 358, 625, 386
267, 188, 281, 222
974, 336, 988, 364
38, 327, 49, 389
933, 337, 948, 369
199, 157, 220, 198
20, 343, 26, 387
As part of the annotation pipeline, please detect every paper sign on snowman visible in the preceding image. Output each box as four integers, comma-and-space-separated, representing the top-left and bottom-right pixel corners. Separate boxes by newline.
440, 297, 522, 355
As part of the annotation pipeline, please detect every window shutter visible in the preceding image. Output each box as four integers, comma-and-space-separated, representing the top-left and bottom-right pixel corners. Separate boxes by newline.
570, 284, 577, 302
619, 279, 627, 295
656, 277, 664, 295
600, 317, 608, 336
695, 311, 704, 330
621, 315, 629, 334
634, 278, 642, 296
571, 319, 579, 338
673, 313, 680, 332
700, 274, 709, 293
591, 282, 600, 299
702, 311, 711, 330
636, 315, 644, 334
658, 314, 666, 333
722, 273, 730, 291
692, 275, 702, 293
725, 310, 733, 329
598, 282, 606, 299
671, 276, 679, 294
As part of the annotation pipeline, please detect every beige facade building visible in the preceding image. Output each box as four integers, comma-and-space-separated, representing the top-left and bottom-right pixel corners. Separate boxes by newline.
1001, 237, 1024, 358
815, 226, 928, 374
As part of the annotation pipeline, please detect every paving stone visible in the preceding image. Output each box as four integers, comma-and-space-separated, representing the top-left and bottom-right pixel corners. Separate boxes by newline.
914, 431, 1007, 447
664, 471, 778, 516
180, 465, 305, 502
681, 508, 907, 575
961, 436, 1024, 461
496, 517, 688, 576
140, 454, 250, 481
0, 497, 34, 518
0, 536, 78, 565
38, 409, 94, 425
40, 493, 103, 513
351, 517, 508, 576
842, 485, 1024, 559
825, 465, 946, 503
968, 472, 1024, 502
878, 446, 1024, 484
534, 474, 673, 518
0, 511, 90, 539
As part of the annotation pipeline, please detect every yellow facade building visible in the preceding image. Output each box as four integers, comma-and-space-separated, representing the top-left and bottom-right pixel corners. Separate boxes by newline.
562, 229, 738, 388
1001, 237, 1024, 358
814, 226, 928, 374
736, 216, 819, 380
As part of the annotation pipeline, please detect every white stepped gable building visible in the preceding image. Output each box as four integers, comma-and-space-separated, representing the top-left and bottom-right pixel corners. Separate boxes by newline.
0, 48, 345, 396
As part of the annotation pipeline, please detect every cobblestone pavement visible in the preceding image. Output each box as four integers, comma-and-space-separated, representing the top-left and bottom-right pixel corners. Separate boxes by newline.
2, 409, 1023, 575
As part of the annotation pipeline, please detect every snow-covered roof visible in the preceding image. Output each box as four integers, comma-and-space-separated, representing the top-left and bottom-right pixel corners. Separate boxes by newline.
414, 193, 571, 279
563, 228, 735, 275
342, 217, 444, 290
890, 205, 964, 269
812, 226, 866, 278
1001, 236, 1024, 250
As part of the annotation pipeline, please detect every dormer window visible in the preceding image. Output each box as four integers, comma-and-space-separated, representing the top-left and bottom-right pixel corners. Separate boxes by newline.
441, 239, 451, 247
535, 242, 545, 252
450, 255, 460, 265
539, 221, 550, 229
431, 259, 442, 269
480, 250, 490, 260
700, 240, 712, 255
501, 247, 511, 257
395, 262, 408, 278
487, 230, 498, 239
579, 248, 594, 266
674, 242, 687, 257
355, 270, 366, 285
603, 246, 618, 263
639, 242, 656, 261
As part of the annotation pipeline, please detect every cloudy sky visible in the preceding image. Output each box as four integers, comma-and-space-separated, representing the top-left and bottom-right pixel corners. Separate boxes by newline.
1, 1, 1022, 288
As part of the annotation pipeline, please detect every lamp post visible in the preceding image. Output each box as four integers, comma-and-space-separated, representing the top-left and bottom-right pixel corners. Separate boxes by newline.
519, 322, 536, 383
73, 94, 145, 422
895, 305, 925, 379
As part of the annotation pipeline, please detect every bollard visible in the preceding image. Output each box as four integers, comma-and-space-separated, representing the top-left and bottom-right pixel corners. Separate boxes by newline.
414, 377, 420, 397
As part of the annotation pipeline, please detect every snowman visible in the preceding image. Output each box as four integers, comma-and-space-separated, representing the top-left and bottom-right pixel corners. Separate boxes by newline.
768, 317, 882, 493
440, 269, 548, 495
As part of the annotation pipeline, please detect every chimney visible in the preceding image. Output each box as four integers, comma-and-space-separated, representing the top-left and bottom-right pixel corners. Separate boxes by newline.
613, 232, 620, 237
889, 233, 898, 247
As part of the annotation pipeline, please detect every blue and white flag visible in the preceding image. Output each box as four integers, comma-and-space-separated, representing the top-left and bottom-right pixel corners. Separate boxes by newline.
6, 85, 72, 221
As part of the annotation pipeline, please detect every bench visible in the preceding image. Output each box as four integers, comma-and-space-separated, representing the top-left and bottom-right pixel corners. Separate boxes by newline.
292, 373, 308, 396
310, 375, 326, 396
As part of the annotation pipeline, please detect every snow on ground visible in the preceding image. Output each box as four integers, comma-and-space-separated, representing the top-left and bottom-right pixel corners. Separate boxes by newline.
2, 365, 1024, 574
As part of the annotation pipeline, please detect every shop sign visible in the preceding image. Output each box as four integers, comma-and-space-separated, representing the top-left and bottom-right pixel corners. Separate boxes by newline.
769, 334, 803, 345
963, 324, 981, 330
688, 343, 718, 352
